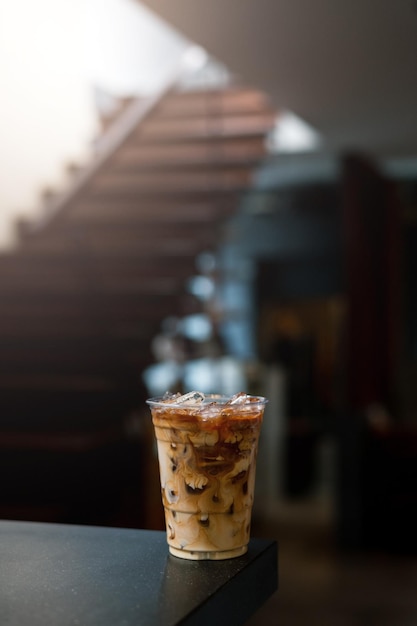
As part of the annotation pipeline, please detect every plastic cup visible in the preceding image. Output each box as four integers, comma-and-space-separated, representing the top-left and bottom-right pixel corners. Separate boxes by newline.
146, 392, 268, 560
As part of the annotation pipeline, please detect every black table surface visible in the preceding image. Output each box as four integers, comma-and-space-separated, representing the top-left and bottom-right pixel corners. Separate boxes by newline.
0, 520, 278, 626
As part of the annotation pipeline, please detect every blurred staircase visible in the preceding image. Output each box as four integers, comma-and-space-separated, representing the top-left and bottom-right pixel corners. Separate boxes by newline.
0, 77, 276, 526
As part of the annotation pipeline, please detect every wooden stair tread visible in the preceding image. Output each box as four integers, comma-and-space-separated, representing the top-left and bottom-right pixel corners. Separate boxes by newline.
0, 252, 199, 274
15, 234, 209, 256
0, 426, 123, 452
140, 112, 275, 139
89, 167, 253, 194
60, 198, 236, 221
0, 373, 118, 391
110, 137, 267, 170
155, 87, 273, 117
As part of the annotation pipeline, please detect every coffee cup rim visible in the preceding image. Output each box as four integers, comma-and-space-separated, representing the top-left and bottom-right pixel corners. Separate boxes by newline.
146, 393, 268, 408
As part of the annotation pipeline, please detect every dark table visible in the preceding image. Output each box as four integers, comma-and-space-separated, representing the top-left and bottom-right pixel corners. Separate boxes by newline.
0, 520, 278, 625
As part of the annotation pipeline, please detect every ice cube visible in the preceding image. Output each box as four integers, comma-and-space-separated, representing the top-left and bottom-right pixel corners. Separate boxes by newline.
198, 402, 222, 420
162, 391, 182, 403
226, 392, 250, 405
175, 391, 205, 405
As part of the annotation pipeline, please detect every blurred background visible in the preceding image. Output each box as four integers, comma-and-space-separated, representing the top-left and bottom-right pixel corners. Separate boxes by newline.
1, 1, 417, 623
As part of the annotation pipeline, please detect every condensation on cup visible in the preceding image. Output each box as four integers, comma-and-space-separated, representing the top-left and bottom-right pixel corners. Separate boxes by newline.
146, 391, 268, 560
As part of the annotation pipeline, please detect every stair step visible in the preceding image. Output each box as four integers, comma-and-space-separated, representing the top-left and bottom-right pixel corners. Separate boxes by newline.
136, 112, 276, 143
17, 231, 210, 257
0, 374, 140, 427
0, 319, 180, 343
0, 359, 150, 378
26, 217, 218, 239
89, 167, 253, 196
0, 261, 199, 303
0, 428, 123, 452
0, 316, 160, 339
0, 334, 152, 354
0, 289, 187, 310
110, 137, 267, 170
0, 373, 119, 392
62, 198, 236, 222
0, 252, 199, 274
0, 289, 200, 333
155, 88, 273, 118
0, 346, 152, 375
0, 269, 185, 295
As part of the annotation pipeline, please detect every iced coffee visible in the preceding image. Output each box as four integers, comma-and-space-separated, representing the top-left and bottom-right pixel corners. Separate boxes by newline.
147, 391, 267, 560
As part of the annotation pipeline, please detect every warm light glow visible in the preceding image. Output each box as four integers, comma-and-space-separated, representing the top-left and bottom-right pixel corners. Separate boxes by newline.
268, 111, 321, 153
84, 0, 189, 96
182, 45, 209, 71
0, 0, 98, 247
